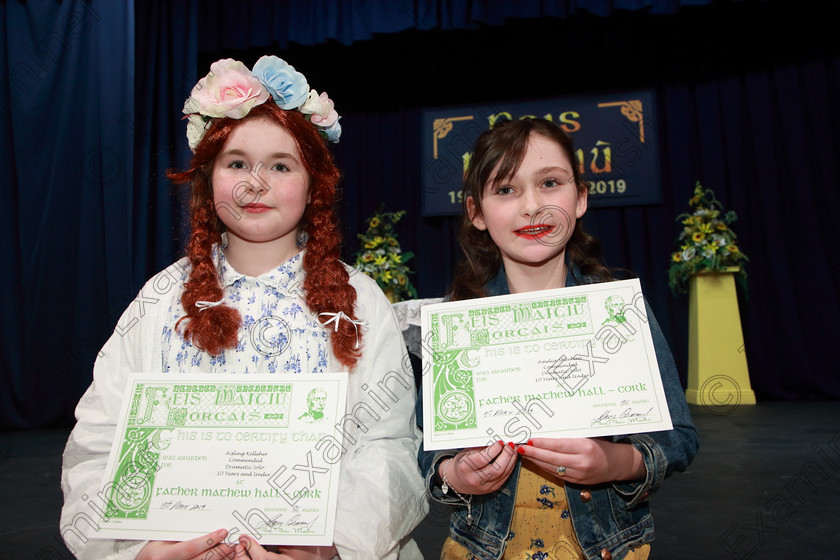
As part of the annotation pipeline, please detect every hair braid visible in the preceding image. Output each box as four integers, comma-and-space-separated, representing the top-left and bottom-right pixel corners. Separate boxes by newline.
301, 170, 361, 369
175, 198, 242, 355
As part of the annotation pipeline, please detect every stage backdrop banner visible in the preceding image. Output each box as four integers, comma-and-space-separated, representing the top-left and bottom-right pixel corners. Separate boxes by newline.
421, 90, 661, 216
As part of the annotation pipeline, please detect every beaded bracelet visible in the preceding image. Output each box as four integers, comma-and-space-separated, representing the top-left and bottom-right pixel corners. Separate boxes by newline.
441, 457, 473, 524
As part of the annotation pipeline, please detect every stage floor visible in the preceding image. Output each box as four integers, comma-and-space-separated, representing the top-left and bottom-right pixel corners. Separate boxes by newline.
3, 401, 838, 559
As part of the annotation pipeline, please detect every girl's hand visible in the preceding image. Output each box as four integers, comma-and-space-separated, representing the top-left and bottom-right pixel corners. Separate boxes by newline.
137, 529, 237, 560
235, 536, 338, 560
517, 437, 646, 485
437, 441, 517, 495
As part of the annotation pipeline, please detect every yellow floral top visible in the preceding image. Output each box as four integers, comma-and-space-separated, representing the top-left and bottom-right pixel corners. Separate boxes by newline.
441, 463, 650, 560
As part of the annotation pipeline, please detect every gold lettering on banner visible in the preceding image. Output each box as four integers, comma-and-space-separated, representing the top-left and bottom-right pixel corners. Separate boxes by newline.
433, 116, 474, 158
558, 111, 581, 133
487, 112, 512, 128
590, 141, 612, 174
597, 100, 645, 143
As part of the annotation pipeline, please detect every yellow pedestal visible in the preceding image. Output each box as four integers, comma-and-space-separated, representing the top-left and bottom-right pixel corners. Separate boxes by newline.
685, 268, 755, 408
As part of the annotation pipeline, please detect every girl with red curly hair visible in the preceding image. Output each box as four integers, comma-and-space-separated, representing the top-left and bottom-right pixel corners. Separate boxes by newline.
61, 56, 427, 560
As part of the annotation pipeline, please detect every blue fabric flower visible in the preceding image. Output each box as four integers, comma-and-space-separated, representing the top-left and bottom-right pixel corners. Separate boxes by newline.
252, 56, 309, 110
322, 117, 342, 143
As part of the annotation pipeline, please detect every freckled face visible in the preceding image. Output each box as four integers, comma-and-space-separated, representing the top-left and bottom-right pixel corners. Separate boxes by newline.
469, 133, 587, 269
212, 118, 310, 253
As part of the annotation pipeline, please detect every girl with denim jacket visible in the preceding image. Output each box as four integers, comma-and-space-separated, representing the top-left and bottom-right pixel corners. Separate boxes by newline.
418, 118, 698, 560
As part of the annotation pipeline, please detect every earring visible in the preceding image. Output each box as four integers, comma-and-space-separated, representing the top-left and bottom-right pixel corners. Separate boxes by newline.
297, 230, 309, 248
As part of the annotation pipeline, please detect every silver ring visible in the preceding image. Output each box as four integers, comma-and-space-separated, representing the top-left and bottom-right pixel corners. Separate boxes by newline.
556, 465, 567, 476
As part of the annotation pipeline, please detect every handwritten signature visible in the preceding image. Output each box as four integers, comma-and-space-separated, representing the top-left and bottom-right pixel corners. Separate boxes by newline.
257, 513, 320, 532
590, 407, 654, 426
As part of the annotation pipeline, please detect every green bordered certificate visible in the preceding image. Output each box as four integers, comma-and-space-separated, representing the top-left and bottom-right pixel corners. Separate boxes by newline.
421, 279, 673, 450
96, 373, 347, 545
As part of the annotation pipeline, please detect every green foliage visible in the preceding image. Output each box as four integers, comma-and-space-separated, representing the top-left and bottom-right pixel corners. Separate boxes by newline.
668, 182, 749, 295
352, 207, 418, 302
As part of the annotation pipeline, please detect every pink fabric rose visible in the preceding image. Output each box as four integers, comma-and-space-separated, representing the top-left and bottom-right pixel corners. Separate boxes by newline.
184, 59, 269, 119
300, 90, 339, 127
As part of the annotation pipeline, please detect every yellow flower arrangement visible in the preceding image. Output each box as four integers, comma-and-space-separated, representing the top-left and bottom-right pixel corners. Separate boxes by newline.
353, 208, 418, 302
668, 182, 749, 294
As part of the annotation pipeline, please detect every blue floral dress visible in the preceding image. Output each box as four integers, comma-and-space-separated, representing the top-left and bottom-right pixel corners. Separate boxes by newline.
160, 250, 330, 374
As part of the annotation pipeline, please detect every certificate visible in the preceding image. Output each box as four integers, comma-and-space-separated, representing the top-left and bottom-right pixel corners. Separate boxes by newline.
421, 279, 673, 450
96, 374, 347, 545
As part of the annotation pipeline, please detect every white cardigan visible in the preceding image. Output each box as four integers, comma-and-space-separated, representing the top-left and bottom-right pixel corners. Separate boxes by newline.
60, 252, 428, 559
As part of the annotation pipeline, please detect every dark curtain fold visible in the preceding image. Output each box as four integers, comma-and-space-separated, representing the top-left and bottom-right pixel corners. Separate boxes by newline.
1, 0, 135, 428
132, 0, 197, 281
332, 109, 461, 299
197, 0, 719, 51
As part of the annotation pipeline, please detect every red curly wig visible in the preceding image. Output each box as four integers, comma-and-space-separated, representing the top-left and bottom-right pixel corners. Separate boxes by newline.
167, 101, 361, 368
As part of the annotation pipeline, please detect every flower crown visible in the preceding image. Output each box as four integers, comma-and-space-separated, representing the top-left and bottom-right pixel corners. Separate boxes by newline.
182, 55, 341, 151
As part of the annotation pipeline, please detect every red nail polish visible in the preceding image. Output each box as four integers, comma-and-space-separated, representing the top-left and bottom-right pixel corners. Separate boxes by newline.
507, 441, 515, 448
527, 439, 534, 446
517, 446, 526, 454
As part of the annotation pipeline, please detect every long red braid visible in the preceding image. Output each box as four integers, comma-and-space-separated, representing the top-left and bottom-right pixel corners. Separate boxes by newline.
167, 102, 361, 368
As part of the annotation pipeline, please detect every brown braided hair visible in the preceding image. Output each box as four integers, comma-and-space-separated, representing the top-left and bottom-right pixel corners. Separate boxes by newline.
450, 118, 613, 301
167, 101, 361, 368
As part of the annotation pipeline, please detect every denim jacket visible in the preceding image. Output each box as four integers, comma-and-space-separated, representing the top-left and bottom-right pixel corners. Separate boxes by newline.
417, 267, 699, 560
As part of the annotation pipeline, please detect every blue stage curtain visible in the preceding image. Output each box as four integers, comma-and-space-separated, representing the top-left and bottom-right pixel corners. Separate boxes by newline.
332, 108, 462, 299
2, 0, 836, 431
585, 60, 840, 400
331, 63, 840, 401
239, 1, 839, 401
197, 0, 720, 51
0, 0, 135, 428
132, 0, 197, 281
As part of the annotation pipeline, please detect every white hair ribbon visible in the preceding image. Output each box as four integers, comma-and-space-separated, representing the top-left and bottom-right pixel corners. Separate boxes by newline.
318, 311, 367, 349
196, 299, 224, 311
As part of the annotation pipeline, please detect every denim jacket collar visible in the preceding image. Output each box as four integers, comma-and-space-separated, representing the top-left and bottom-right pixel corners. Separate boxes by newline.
485, 261, 589, 297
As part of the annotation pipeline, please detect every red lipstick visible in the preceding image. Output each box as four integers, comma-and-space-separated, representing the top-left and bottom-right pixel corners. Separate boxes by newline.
514, 224, 553, 239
